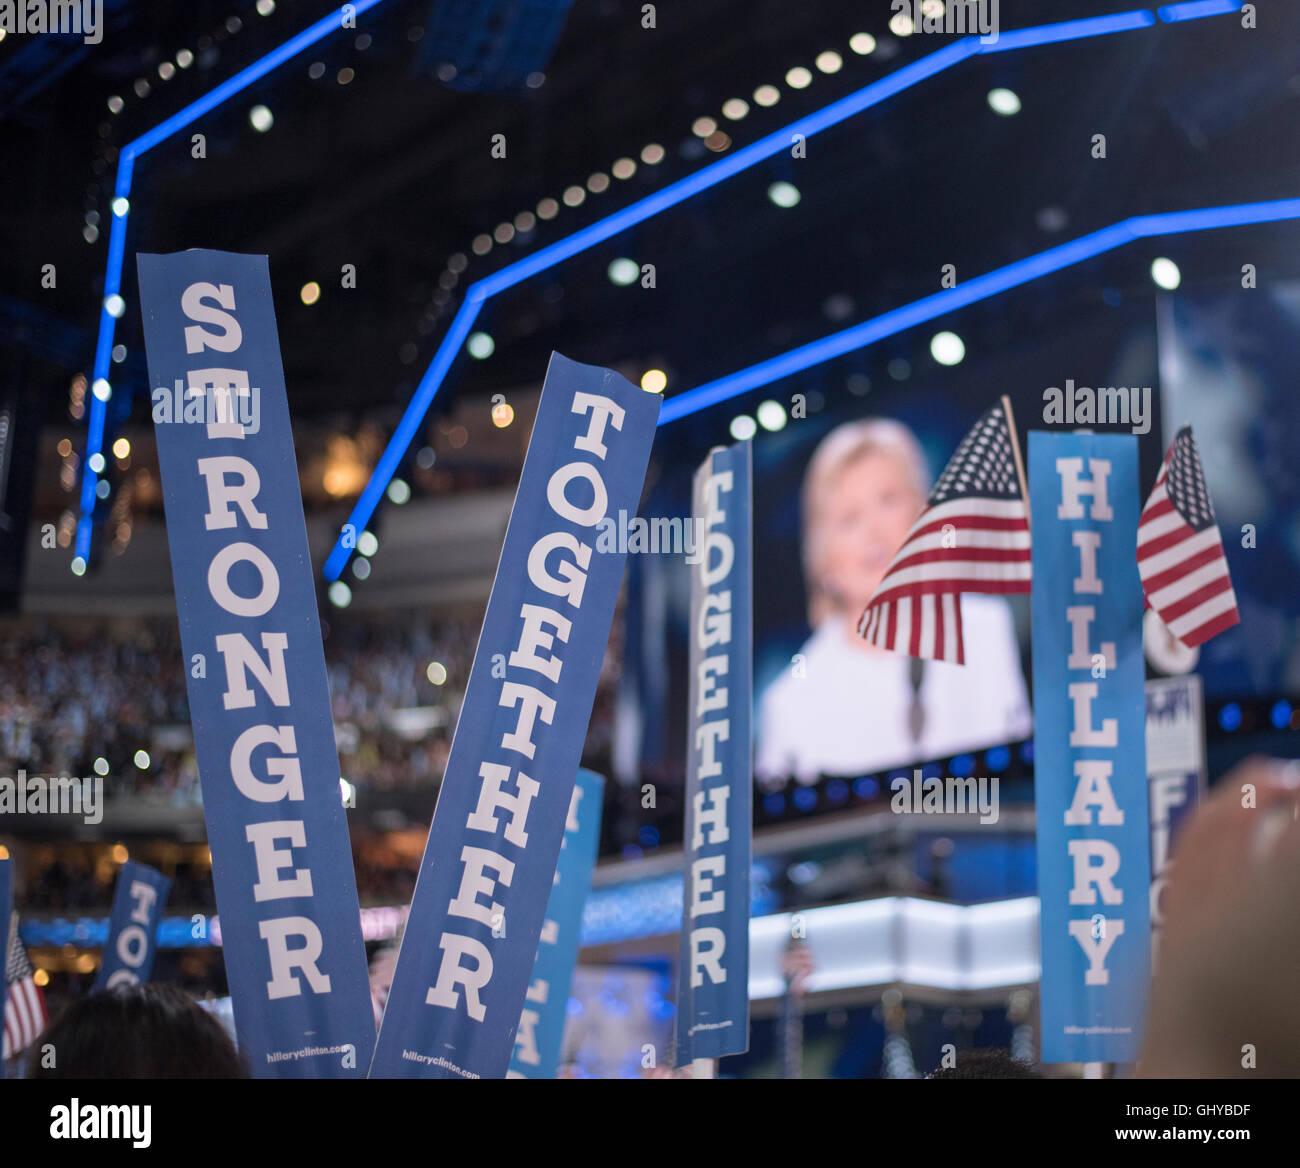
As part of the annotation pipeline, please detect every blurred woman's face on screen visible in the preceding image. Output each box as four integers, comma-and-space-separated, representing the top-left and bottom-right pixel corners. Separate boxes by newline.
822, 451, 920, 617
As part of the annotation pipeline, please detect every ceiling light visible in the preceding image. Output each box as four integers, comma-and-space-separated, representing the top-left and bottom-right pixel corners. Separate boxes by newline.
987, 88, 1021, 116
729, 415, 757, 441
757, 400, 787, 431
930, 331, 966, 366
767, 181, 800, 208
608, 258, 639, 286
1151, 257, 1181, 290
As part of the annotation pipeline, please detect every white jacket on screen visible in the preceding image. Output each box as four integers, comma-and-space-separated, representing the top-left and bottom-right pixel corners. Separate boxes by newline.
755, 593, 1032, 785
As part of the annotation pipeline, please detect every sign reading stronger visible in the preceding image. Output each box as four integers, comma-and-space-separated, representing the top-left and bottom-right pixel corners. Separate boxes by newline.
137, 249, 375, 1078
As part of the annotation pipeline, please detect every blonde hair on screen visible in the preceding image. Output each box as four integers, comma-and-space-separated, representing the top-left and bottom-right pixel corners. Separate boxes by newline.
801, 418, 929, 627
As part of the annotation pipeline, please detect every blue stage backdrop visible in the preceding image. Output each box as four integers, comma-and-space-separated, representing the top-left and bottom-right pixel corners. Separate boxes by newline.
137, 250, 375, 1078
677, 441, 752, 1065
93, 860, 171, 991
1029, 431, 1150, 1064
370, 353, 659, 1079
508, 767, 605, 1078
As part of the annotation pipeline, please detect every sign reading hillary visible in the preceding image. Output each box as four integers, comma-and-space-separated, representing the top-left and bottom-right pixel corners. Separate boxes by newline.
137, 250, 375, 1078
508, 767, 605, 1078
94, 860, 171, 991
370, 353, 659, 1079
677, 441, 752, 1065
1029, 431, 1150, 1063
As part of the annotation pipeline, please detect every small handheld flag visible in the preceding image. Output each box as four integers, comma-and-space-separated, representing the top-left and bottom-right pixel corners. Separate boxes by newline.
1137, 425, 1239, 648
857, 399, 1032, 664
4, 913, 48, 1061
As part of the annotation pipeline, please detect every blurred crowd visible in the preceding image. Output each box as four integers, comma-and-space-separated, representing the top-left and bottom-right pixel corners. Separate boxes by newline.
0, 611, 622, 808
0, 620, 192, 799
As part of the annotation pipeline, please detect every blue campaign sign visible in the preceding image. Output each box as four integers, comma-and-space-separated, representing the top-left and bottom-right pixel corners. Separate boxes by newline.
1146, 674, 1205, 953
370, 353, 660, 1079
94, 860, 172, 991
1029, 431, 1151, 1063
136, 250, 375, 1077
508, 767, 605, 1078
677, 441, 752, 1064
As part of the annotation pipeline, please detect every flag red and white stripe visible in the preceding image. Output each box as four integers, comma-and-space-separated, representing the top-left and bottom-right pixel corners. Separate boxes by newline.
1138, 425, 1239, 647
858, 402, 1032, 664
4, 914, 47, 1060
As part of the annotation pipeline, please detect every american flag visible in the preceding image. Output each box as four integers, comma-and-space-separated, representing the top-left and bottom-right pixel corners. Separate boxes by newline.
857, 401, 1032, 664
1138, 425, 1239, 647
3, 912, 47, 1061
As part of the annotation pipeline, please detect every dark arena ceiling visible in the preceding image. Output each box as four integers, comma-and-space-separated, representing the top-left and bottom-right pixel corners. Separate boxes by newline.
4, 0, 1300, 546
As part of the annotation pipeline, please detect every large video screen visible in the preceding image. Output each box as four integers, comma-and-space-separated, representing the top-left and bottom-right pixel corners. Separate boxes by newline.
616, 301, 1159, 789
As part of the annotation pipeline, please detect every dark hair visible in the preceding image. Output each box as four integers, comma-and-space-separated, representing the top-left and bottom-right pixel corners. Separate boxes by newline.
927, 1048, 1042, 1080
27, 982, 248, 1079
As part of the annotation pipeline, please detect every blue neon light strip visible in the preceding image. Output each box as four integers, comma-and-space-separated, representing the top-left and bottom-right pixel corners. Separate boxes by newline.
978, 9, 1154, 53
323, 8, 1181, 579
321, 37, 995, 578
658, 197, 1300, 424
329, 189, 1297, 579
69, 1, 1237, 571
1156, 0, 1240, 22
321, 296, 485, 579
75, 0, 391, 561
